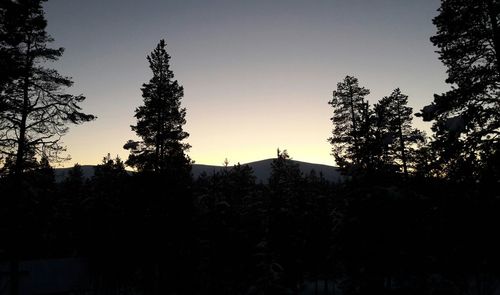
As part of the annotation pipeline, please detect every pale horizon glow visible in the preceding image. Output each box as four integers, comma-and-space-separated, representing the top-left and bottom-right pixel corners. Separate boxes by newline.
43, 0, 449, 168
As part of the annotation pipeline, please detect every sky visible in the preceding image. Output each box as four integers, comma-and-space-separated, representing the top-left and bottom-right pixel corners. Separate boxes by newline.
43, 0, 449, 167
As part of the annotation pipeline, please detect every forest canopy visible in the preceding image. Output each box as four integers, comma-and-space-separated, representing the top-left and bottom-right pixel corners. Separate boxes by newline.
1, 0, 500, 295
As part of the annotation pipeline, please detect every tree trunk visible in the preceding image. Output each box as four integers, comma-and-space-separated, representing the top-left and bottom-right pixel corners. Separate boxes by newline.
11, 39, 33, 295
14, 68, 30, 176
487, 0, 500, 75
155, 59, 166, 173
155, 112, 161, 172
348, 86, 360, 166
398, 124, 408, 178
396, 100, 408, 178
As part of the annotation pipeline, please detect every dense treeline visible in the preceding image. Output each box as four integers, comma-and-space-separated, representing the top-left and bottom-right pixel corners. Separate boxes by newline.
1, 153, 500, 294
1, 0, 500, 294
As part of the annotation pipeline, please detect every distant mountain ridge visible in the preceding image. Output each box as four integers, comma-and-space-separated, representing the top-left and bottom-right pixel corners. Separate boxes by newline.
192, 159, 342, 183
54, 165, 96, 183
55, 159, 341, 183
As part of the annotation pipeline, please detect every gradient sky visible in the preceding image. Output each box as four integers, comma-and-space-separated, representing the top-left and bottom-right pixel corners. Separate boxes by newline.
43, 0, 449, 167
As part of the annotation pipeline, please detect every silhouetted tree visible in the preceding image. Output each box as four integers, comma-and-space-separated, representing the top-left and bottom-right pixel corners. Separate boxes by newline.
0, 0, 95, 176
47, 163, 86, 257
32, 155, 54, 184
81, 155, 135, 291
0, 145, 40, 176
122, 40, 194, 294
93, 153, 127, 180
269, 149, 302, 194
124, 39, 191, 177
328, 76, 371, 174
0, 3, 18, 114
0, 1, 23, 109
301, 169, 335, 291
412, 144, 443, 178
63, 163, 84, 188
267, 149, 305, 292
418, 0, 500, 179
374, 88, 425, 177
89, 154, 128, 218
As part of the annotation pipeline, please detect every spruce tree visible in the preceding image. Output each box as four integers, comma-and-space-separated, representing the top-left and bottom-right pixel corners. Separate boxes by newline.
124, 39, 191, 176
123, 42, 193, 292
0, 0, 95, 175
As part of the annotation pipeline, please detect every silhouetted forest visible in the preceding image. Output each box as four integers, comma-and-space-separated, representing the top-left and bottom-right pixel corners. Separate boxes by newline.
1, 0, 500, 294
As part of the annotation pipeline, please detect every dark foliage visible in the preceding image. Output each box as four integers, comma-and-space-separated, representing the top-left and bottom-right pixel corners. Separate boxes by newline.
328, 76, 371, 174
124, 39, 191, 178
3, 150, 500, 295
373, 88, 426, 177
2, 0, 500, 294
418, 0, 500, 179
0, 0, 95, 175
329, 78, 426, 179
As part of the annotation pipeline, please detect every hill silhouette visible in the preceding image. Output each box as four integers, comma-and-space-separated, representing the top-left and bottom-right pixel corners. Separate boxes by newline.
192, 159, 342, 183
54, 159, 341, 183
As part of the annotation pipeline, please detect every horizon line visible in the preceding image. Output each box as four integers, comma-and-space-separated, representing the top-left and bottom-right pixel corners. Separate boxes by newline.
55, 157, 338, 169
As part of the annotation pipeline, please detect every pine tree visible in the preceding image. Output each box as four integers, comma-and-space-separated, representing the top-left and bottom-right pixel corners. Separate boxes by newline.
0, 0, 95, 175
0, 0, 22, 97
124, 39, 191, 176
419, 0, 500, 179
374, 89, 425, 177
328, 75, 371, 173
